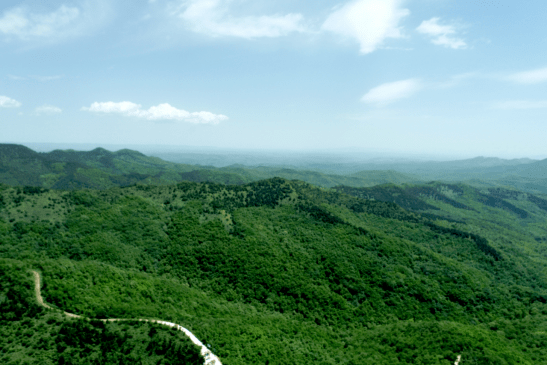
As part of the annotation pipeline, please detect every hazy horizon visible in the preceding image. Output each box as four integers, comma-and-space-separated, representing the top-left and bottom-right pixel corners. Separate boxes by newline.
7, 141, 547, 163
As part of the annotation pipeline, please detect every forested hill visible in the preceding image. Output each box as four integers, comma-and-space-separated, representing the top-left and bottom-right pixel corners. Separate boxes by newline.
333, 182, 546, 220
0, 177, 545, 364
2, 144, 545, 193
346, 157, 547, 194
152, 149, 546, 193
0, 144, 247, 189
0, 144, 422, 189
333, 182, 547, 270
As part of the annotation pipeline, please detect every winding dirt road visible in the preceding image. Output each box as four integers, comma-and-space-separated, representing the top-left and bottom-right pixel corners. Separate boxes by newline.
32, 270, 222, 365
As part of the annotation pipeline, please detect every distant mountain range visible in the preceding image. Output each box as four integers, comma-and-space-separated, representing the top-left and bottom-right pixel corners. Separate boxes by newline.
0, 144, 420, 190
151, 149, 546, 193
0, 144, 545, 193
0, 144, 239, 189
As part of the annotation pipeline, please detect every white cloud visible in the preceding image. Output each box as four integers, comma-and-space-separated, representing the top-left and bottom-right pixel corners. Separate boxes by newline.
36, 104, 62, 114
504, 68, 547, 84
0, 95, 22, 108
33, 75, 64, 82
0, 5, 79, 39
8, 74, 63, 81
173, 0, 305, 38
322, 0, 409, 54
361, 78, 422, 106
416, 17, 466, 49
82, 101, 228, 124
7, 74, 27, 80
0, 1, 111, 43
490, 100, 547, 110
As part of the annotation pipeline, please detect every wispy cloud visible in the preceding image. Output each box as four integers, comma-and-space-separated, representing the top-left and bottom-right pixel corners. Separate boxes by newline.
33, 75, 64, 82
361, 78, 422, 106
8, 74, 64, 81
7, 74, 26, 80
490, 100, 547, 110
172, 0, 305, 38
416, 17, 466, 49
322, 0, 409, 54
0, 1, 111, 43
0, 95, 21, 108
436, 72, 477, 88
82, 101, 228, 124
0, 5, 79, 40
503, 68, 547, 84
36, 104, 62, 114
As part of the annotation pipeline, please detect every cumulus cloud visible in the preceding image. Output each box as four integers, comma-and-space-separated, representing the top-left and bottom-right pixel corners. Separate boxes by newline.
36, 104, 62, 114
416, 17, 466, 49
361, 78, 422, 106
0, 95, 22, 108
504, 68, 547, 84
0, 1, 111, 43
322, 0, 409, 54
490, 100, 547, 110
82, 101, 228, 124
173, 0, 305, 38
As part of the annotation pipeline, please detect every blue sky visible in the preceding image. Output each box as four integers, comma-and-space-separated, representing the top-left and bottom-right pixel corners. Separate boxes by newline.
0, 0, 546, 159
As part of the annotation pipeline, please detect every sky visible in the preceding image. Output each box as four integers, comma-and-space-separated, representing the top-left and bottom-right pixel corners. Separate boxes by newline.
0, 0, 546, 159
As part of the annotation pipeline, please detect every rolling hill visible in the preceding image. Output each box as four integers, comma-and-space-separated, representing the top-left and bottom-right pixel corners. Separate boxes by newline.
0, 144, 246, 189
2, 144, 545, 194
0, 144, 422, 190
0, 177, 545, 364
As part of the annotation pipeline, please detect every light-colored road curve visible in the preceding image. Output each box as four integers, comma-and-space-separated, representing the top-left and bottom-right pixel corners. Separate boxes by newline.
32, 270, 222, 365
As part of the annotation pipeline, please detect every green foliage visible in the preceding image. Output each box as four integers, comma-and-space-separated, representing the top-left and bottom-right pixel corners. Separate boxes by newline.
334, 182, 546, 269
0, 260, 203, 364
0, 176, 545, 364
54, 320, 203, 365
0, 315, 203, 365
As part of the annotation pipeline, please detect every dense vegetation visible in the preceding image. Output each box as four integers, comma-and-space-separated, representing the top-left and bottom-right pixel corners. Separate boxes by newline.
156, 150, 547, 194
0, 260, 203, 364
0, 174, 545, 364
334, 182, 547, 270
0, 144, 212, 189
3, 144, 545, 194
0, 144, 422, 190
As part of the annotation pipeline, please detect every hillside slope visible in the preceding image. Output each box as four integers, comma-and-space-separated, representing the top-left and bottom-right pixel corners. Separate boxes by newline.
0, 144, 423, 189
0, 178, 545, 364
3, 144, 544, 193
333, 183, 547, 269
0, 144, 247, 189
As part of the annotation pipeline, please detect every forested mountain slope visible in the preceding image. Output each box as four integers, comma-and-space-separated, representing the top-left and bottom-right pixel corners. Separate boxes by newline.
219, 166, 422, 188
333, 182, 547, 270
153, 150, 546, 193
0, 144, 422, 189
0, 144, 247, 189
0, 178, 545, 364
0, 260, 203, 365
346, 158, 547, 194
2, 144, 545, 193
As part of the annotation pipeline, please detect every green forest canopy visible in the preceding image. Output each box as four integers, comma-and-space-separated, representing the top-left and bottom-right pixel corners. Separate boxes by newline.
0, 177, 545, 364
